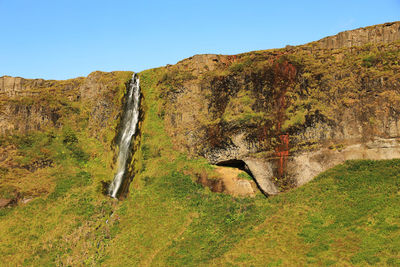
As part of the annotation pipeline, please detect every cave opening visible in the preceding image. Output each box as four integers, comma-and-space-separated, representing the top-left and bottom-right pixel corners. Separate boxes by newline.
216, 159, 252, 176
216, 159, 267, 196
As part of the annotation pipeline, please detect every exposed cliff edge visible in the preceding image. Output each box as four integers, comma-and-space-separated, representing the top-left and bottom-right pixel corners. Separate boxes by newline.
1, 21, 400, 196
315, 21, 400, 49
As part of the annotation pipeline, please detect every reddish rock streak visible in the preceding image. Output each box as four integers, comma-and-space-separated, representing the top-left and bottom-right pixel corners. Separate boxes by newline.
273, 59, 296, 178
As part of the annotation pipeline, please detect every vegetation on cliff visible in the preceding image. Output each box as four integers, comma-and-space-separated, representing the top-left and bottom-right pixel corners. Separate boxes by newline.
159, 40, 400, 154
155, 39, 400, 190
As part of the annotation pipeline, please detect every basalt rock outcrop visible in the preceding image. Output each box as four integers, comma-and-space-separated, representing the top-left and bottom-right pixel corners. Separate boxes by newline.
316, 21, 400, 50
0, 71, 132, 138
156, 21, 400, 195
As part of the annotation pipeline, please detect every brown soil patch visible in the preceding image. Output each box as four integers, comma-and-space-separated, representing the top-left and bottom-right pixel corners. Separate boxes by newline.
213, 166, 257, 197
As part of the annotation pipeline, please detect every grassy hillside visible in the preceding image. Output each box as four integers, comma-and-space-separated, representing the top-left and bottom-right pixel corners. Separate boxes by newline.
0, 66, 400, 266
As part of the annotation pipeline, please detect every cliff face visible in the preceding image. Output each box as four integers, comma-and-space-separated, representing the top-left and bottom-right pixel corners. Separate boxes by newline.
0, 71, 132, 208
1, 21, 400, 196
0, 71, 132, 138
316, 21, 400, 49
152, 21, 400, 194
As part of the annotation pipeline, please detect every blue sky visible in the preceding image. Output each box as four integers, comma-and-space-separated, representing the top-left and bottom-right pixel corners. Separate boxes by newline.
1, 0, 399, 80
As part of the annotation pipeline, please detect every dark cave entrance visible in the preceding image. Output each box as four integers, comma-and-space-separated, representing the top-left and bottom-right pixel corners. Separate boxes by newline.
216, 159, 267, 196
216, 159, 253, 177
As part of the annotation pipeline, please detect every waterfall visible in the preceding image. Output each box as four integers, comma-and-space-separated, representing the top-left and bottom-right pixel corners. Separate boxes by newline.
108, 73, 140, 198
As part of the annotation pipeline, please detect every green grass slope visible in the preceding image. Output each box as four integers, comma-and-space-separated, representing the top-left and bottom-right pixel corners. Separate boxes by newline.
0, 129, 117, 265
211, 159, 400, 266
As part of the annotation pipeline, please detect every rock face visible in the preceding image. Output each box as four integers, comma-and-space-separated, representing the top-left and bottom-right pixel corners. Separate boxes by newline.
0, 76, 26, 97
290, 138, 400, 186
156, 21, 400, 195
316, 21, 400, 49
0, 104, 61, 134
243, 159, 279, 195
0, 75, 83, 98
0, 71, 132, 137
0, 75, 79, 135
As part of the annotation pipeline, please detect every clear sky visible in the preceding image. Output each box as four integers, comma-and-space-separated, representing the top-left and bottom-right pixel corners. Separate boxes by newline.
1, 0, 399, 80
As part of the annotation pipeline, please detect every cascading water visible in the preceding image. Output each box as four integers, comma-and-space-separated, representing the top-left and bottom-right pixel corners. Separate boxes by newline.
108, 73, 140, 198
